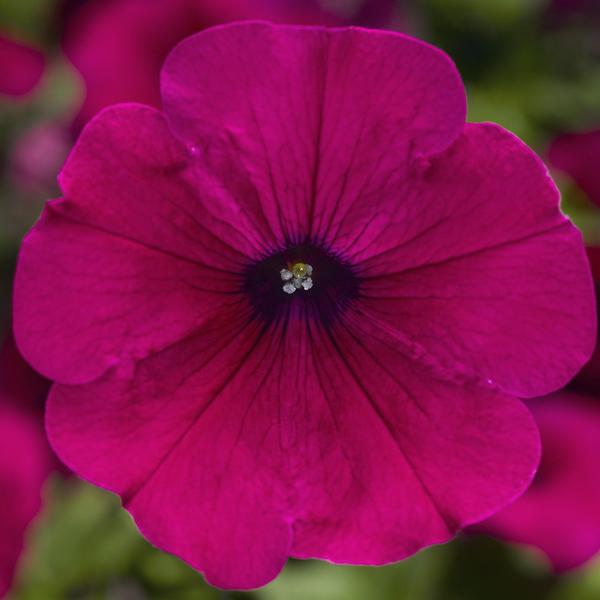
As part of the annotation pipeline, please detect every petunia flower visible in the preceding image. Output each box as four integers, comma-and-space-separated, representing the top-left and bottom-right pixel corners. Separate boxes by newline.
0, 32, 45, 98
0, 402, 50, 598
62, 0, 396, 130
14, 23, 596, 589
548, 128, 600, 208
475, 247, 600, 571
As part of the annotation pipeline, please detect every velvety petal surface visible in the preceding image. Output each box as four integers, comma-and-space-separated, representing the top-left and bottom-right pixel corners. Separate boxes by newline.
357, 123, 596, 397
56, 104, 263, 263
0, 403, 49, 597
47, 304, 539, 588
162, 22, 466, 247
478, 393, 600, 572
14, 105, 247, 385
548, 128, 600, 207
290, 312, 540, 562
47, 302, 291, 589
0, 33, 44, 97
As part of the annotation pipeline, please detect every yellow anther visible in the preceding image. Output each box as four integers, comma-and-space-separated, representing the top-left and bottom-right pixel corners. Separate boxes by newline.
292, 263, 308, 278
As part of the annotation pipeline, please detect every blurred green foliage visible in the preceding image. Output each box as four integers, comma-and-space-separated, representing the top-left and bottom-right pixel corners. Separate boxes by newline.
8, 478, 600, 600
10, 479, 221, 600
0, 0, 55, 40
418, 0, 600, 147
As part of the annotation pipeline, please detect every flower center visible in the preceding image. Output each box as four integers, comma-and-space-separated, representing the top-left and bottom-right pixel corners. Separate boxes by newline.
280, 262, 314, 294
243, 243, 359, 325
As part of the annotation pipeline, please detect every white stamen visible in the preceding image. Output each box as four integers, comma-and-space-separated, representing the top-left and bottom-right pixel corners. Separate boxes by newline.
281, 263, 314, 294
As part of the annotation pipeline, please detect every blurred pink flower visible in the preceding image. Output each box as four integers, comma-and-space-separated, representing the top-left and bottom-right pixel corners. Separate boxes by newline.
0, 330, 66, 475
0, 403, 50, 597
262, 0, 398, 26
9, 122, 71, 196
571, 248, 600, 395
14, 23, 595, 589
0, 333, 65, 598
0, 32, 44, 98
549, 0, 600, 18
478, 392, 600, 572
63, 0, 397, 130
0, 331, 51, 416
548, 129, 600, 208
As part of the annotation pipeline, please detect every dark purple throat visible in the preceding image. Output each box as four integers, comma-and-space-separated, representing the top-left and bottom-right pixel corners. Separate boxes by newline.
243, 242, 359, 326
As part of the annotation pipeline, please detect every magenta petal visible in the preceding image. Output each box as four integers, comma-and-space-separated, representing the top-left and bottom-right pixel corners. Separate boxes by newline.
0, 33, 44, 97
58, 104, 261, 264
357, 123, 596, 397
47, 306, 290, 589
290, 314, 540, 562
14, 105, 251, 385
14, 205, 240, 385
162, 22, 466, 246
0, 403, 49, 597
47, 306, 539, 587
548, 128, 600, 207
478, 393, 600, 572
